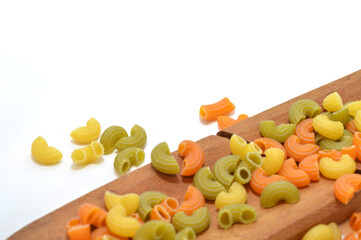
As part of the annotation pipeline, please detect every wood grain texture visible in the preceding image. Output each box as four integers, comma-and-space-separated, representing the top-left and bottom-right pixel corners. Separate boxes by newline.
9, 69, 361, 240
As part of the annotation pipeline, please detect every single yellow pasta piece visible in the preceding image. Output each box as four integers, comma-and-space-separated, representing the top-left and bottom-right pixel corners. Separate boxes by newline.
106, 204, 141, 238
71, 141, 104, 164
354, 110, 361, 132
104, 191, 139, 215
347, 100, 361, 117
70, 118, 101, 144
31, 136, 62, 164
323, 92, 343, 112
230, 134, 262, 160
312, 115, 344, 140
261, 148, 285, 176
215, 182, 247, 209
302, 224, 336, 240
319, 155, 356, 179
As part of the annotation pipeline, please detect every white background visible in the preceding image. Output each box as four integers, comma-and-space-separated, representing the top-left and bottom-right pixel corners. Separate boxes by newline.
1, 1, 361, 238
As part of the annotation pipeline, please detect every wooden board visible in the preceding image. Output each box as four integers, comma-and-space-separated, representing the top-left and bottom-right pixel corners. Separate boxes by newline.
9, 70, 361, 240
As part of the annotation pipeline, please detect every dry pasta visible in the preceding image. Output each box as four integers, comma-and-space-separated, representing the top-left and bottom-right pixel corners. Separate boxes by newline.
298, 154, 319, 182
326, 106, 350, 127
133, 220, 176, 240
233, 165, 252, 185
114, 147, 145, 175
100, 126, 128, 154
199, 97, 235, 121
238, 152, 263, 173
106, 204, 141, 237
350, 212, 361, 231
178, 140, 204, 176
193, 166, 226, 201
334, 173, 361, 205
104, 191, 139, 215
278, 158, 310, 188
217, 203, 257, 229
160, 197, 179, 217
288, 99, 322, 125
71, 141, 104, 164
259, 120, 296, 143
346, 120, 358, 135
312, 114, 344, 140
283, 135, 320, 162
254, 137, 287, 160
177, 185, 205, 216
215, 182, 247, 209
323, 92, 343, 112
347, 100, 361, 117
151, 142, 180, 175
260, 180, 300, 208
138, 191, 167, 221
31, 136, 63, 164
318, 129, 353, 151
319, 155, 356, 179
115, 124, 147, 151
230, 134, 262, 160
172, 207, 210, 234
261, 147, 285, 175
294, 118, 315, 144
70, 118, 101, 144
175, 227, 196, 240
217, 114, 249, 130
301, 223, 337, 240
150, 204, 171, 222
250, 167, 287, 195
212, 154, 240, 189
318, 145, 357, 161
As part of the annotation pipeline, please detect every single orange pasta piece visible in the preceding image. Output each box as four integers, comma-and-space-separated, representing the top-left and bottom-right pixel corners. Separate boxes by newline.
177, 185, 205, 216
334, 173, 361, 205
66, 217, 82, 230
92, 207, 107, 228
284, 135, 320, 162
318, 145, 357, 161
160, 197, 179, 217
278, 158, 310, 188
67, 224, 91, 240
130, 213, 144, 225
199, 97, 235, 121
353, 132, 361, 161
298, 154, 319, 182
217, 114, 249, 130
178, 140, 204, 176
347, 120, 358, 135
91, 227, 125, 240
351, 212, 361, 231
78, 203, 100, 225
294, 118, 315, 144
250, 167, 287, 195
254, 137, 287, 160
150, 204, 171, 222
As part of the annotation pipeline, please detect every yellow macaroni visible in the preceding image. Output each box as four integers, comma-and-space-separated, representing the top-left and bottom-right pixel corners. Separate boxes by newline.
319, 155, 356, 179
312, 115, 343, 140
347, 100, 361, 117
302, 223, 337, 240
71, 141, 104, 164
31, 136, 62, 164
230, 134, 262, 160
261, 148, 285, 175
322, 92, 343, 112
215, 182, 247, 209
70, 118, 101, 144
104, 191, 139, 215
106, 204, 141, 237
355, 110, 361, 132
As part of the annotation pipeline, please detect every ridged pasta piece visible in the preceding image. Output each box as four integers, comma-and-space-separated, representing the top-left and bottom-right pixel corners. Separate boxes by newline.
178, 140, 204, 176
301, 224, 337, 240
355, 110, 361, 131
115, 124, 147, 151
70, 118, 101, 144
318, 129, 353, 151
215, 182, 247, 209
104, 191, 139, 215
31, 136, 63, 164
133, 220, 176, 240
328, 222, 342, 240
100, 126, 128, 154
160, 197, 179, 217
78, 203, 100, 225
151, 142, 180, 175
150, 204, 171, 222
234, 165, 252, 185
260, 180, 300, 208
295, 118, 315, 144
278, 158, 310, 187
323, 92, 343, 112
288, 99, 322, 125
230, 134, 262, 160
172, 207, 210, 234
284, 135, 320, 162
93, 207, 107, 228
193, 167, 226, 201
319, 155, 356, 180
239, 152, 263, 173
334, 173, 361, 205
261, 148, 285, 175
212, 155, 240, 189
259, 120, 296, 143
327, 106, 350, 127
350, 212, 361, 231
254, 137, 287, 160
347, 120, 358, 135
298, 154, 319, 182
106, 204, 141, 237
67, 224, 91, 240
177, 185, 205, 216
250, 168, 287, 195
71, 141, 104, 164
347, 100, 361, 117
318, 145, 357, 161
66, 218, 81, 230
199, 97, 235, 121
175, 227, 196, 240
217, 114, 249, 130
312, 114, 344, 140
354, 132, 361, 161
138, 191, 167, 221
217, 203, 257, 229
114, 147, 145, 176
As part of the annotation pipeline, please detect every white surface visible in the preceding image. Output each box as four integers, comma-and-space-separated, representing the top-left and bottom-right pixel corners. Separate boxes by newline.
1, 0, 361, 238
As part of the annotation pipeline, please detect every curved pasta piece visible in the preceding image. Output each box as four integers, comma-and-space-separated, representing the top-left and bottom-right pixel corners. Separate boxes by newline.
178, 140, 204, 176
212, 155, 240, 189
319, 155, 356, 179
217, 114, 249, 130
78, 203, 100, 225
334, 173, 361, 205
278, 158, 310, 187
328, 222, 342, 240
70, 118, 101, 144
254, 137, 287, 160
260, 180, 300, 208
106, 204, 141, 237
298, 154, 319, 182
175, 227, 196, 240
259, 120, 296, 143
234, 165, 252, 185
312, 114, 344, 140
71, 141, 104, 164
66, 217, 81, 230
215, 182, 247, 209
327, 106, 350, 127
347, 100, 361, 117
150, 204, 171, 222
318, 145, 357, 161
199, 97, 235, 121
354, 132, 361, 161
230, 134, 262, 160
67, 224, 91, 240
31, 136, 63, 164
193, 167, 226, 201
172, 207, 210, 234
138, 191, 167, 221
350, 212, 361, 231
151, 142, 180, 175
133, 220, 176, 240
160, 197, 179, 217
261, 148, 285, 175
284, 135, 320, 162
114, 147, 145, 175
104, 191, 139, 215
288, 99, 322, 125
250, 168, 287, 195
115, 124, 147, 151
323, 92, 343, 112
318, 129, 353, 151
295, 118, 315, 144
177, 185, 205, 216
301, 224, 337, 240
100, 126, 128, 154
92, 208, 107, 228
217, 203, 257, 229
347, 120, 358, 135
239, 152, 263, 173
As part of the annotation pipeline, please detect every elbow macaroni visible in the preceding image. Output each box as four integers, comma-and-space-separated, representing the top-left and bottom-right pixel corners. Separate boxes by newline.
31, 136, 62, 164
70, 118, 101, 144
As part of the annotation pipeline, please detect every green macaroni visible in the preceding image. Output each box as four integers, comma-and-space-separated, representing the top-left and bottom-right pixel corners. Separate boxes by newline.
175, 227, 196, 240
260, 181, 300, 208
327, 106, 350, 127
233, 165, 252, 185
239, 152, 262, 173
113, 147, 145, 175
212, 155, 240, 189
115, 124, 147, 151
134, 220, 176, 240
114, 154, 131, 176
193, 167, 226, 201
217, 203, 257, 229
259, 120, 296, 143
100, 126, 128, 154
288, 99, 322, 125
138, 191, 168, 221
319, 129, 353, 150
172, 207, 210, 234
151, 142, 180, 174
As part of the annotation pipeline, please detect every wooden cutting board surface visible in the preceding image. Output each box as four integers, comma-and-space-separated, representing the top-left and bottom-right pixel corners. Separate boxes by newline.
9, 70, 361, 240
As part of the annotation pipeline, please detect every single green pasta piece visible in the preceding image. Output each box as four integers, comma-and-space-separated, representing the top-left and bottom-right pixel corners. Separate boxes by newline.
114, 155, 131, 176
234, 165, 252, 185
212, 155, 240, 189
114, 147, 145, 175
193, 166, 226, 201
175, 227, 196, 240
133, 220, 176, 240
138, 191, 168, 221
239, 152, 262, 173
318, 129, 353, 151
115, 124, 147, 151
288, 99, 322, 125
260, 181, 300, 208
172, 207, 210, 234
100, 126, 128, 154
259, 120, 296, 143
151, 142, 180, 175
326, 106, 350, 127
217, 203, 257, 229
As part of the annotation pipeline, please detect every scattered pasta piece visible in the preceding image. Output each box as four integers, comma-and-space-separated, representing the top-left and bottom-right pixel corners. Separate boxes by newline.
150, 204, 171, 222
318, 129, 353, 151
283, 135, 320, 162
193, 166, 226, 201
71, 141, 104, 164
138, 191, 167, 221
172, 207, 210, 234
259, 120, 296, 143
133, 220, 176, 240
260, 181, 300, 208
312, 114, 344, 140
104, 191, 139, 214
250, 168, 287, 195
301, 223, 337, 240
31, 136, 63, 164
318, 145, 357, 161
213, 155, 240, 189
78, 203, 100, 225
298, 154, 319, 182
278, 158, 310, 188
347, 120, 358, 135
294, 118, 315, 144
288, 99, 322, 125
199, 97, 235, 121
151, 142, 180, 175
319, 155, 356, 180
177, 185, 205, 216
178, 140, 204, 176
334, 173, 361, 205
323, 92, 343, 112
175, 227, 196, 240
261, 148, 285, 176
100, 126, 128, 155
217, 203, 257, 229
239, 152, 263, 173
115, 124, 147, 151
351, 212, 361, 231
254, 137, 287, 160
106, 204, 141, 237
347, 100, 361, 117
215, 182, 247, 209
160, 197, 179, 217
217, 114, 249, 130
70, 118, 101, 144
67, 224, 91, 240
